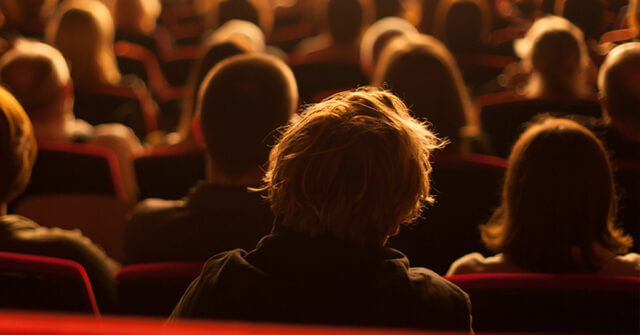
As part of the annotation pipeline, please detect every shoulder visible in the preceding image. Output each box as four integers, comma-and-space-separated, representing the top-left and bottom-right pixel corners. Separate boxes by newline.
127, 198, 188, 229
447, 252, 495, 276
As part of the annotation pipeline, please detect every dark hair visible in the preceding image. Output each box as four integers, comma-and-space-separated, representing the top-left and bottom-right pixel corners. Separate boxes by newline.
434, 0, 491, 53
373, 0, 402, 20
323, 0, 373, 44
179, 39, 251, 138
558, 0, 604, 40
198, 54, 297, 178
482, 118, 632, 273
207, 0, 273, 36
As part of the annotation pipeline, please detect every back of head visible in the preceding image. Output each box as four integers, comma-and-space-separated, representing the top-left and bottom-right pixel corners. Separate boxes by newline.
373, 0, 403, 20
482, 118, 631, 272
434, 0, 491, 53
0, 39, 70, 123
262, 88, 442, 246
45, 0, 120, 85
15, 0, 58, 20
373, 34, 475, 146
360, 17, 418, 76
598, 42, 640, 142
0, 86, 37, 204
323, 0, 373, 44
114, 0, 161, 35
198, 54, 297, 179
515, 16, 590, 98
207, 0, 274, 37
557, 0, 604, 41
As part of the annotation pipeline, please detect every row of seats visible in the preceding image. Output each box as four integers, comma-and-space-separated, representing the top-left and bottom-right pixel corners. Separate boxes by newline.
3, 251, 638, 333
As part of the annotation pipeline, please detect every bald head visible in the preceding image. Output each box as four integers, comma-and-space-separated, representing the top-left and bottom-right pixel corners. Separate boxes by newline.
598, 43, 640, 142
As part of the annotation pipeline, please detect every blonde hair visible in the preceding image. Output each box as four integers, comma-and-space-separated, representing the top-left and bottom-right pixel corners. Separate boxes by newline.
114, 0, 161, 35
515, 16, 591, 98
260, 87, 443, 246
45, 0, 121, 85
482, 118, 632, 273
0, 86, 37, 204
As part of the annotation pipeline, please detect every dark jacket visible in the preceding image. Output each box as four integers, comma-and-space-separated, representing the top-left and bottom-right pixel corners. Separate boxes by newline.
125, 182, 274, 264
0, 215, 120, 312
171, 228, 472, 331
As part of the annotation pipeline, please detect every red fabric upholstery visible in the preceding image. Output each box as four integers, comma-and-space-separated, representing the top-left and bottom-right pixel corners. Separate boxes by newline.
0, 312, 463, 335
446, 273, 640, 332
116, 262, 204, 316
115, 41, 170, 95
0, 252, 100, 316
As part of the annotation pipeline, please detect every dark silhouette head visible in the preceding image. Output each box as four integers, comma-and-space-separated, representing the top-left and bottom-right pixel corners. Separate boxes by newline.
319, 0, 374, 45
434, 0, 492, 53
373, 0, 403, 20
482, 117, 632, 273
556, 0, 605, 41
206, 0, 274, 37
197, 54, 297, 179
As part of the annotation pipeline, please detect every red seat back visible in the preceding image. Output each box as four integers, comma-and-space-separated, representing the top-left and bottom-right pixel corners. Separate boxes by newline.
0, 252, 100, 316
117, 262, 204, 316
447, 273, 640, 332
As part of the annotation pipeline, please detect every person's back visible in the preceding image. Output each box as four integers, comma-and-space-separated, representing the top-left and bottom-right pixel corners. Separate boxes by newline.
125, 54, 298, 264
171, 88, 472, 331
0, 86, 120, 312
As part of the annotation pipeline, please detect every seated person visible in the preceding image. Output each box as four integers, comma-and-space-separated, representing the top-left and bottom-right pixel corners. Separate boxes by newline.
373, 0, 404, 20
359, 16, 418, 78
0, 39, 142, 201
170, 88, 472, 331
114, 0, 162, 55
373, 34, 487, 153
204, 0, 274, 39
504, 16, 595, 99
448, 117, 639, 276
596, 42, 640, 160
433, 0, 493, 54
0, 86, 120, 312
295, 0, 374, 57
125, 54, 298, 264
0, 0, 58, 38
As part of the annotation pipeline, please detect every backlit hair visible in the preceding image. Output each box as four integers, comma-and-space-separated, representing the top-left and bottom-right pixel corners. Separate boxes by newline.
360, 17, 418, 76
114, 0, 161, 35
45, 0, 121, 85
198, 54, 297, 178
373, 34, 478, 150
597, 42, 640, 142
0, 39, 70, 121
482, 118, 632, 273
0, 86, 37, 204
261, 87, 443, 246
514, 16, 590, 98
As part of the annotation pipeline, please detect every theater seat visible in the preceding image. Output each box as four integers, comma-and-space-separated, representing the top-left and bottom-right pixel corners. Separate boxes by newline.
447, 273, 640, 333
117, 262, 204, 316
477, 92, 602, 157
134, 146, 206, 200
390, 154, 507, 274
288, 50, 368, 104
17, 141, 127, 202
0, 252, 100, 316
74, 83, 158, 141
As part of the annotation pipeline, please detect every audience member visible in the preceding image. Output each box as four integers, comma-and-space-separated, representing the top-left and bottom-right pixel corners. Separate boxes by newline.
433, 0, 493, 54
596, 42, 640, 159
373, 34, 485, 153
417, 0, 439, 34
114, 0, 162, 55
170, 88, 472, 331
0, 85, 120, 312
295, 0, 374, 56
0, 39, 142, 201
359, 17, 418, 77
510, 16, 593, 99
0, 0, 58, 38
448, 117, 639, 276
373, 0, 404, 20
556, 0, 605, 42
125, 54, 297, 264
204, 0, 274, 38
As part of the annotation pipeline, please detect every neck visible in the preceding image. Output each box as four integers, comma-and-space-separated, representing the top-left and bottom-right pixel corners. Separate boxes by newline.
205, 156, 262, 187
